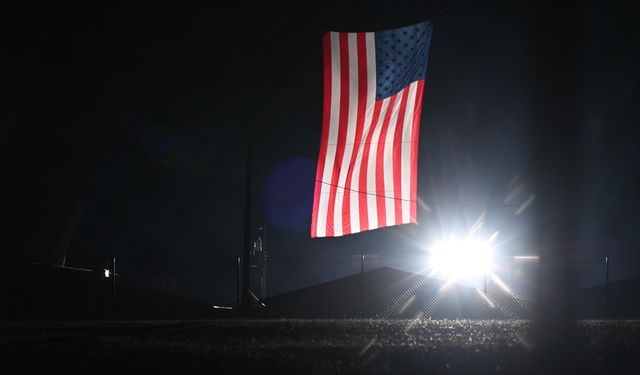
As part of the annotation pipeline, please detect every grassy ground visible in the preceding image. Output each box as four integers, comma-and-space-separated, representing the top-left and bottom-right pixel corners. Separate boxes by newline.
2, 319, 639, 374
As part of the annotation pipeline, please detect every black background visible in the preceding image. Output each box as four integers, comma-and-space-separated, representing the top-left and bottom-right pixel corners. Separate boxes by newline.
1, 0, 639, 304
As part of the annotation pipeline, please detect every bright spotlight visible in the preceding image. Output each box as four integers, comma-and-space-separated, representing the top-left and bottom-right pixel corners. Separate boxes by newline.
104, 269, 110, 278
429, 237, 493, 279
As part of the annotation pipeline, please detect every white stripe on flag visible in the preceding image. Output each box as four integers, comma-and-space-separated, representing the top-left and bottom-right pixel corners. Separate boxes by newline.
366, 98, 390, 230
401, 81, 418, 222
383, 89, 404, 226
316, 32, 341, 238
333, 33, 359, 237
349, 32, 376, 235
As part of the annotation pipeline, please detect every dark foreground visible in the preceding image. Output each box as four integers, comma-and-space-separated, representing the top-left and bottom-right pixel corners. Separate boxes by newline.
1, 320, 639, 374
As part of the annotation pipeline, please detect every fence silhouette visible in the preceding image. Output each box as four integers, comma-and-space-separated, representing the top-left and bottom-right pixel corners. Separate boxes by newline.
2, 250, 639, 321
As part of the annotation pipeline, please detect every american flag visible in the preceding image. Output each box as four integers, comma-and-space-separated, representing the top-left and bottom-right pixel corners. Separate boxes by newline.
311, 22, 432, 238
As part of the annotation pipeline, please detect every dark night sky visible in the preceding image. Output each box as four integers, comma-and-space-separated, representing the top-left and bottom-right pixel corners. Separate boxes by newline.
1, 1, 639, 304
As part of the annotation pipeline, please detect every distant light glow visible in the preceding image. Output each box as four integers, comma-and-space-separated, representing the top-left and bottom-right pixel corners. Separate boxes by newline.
104, 269, 110, 278
212, 305, 233, 310
429, 236, 494, 279
513, 255, 539, 261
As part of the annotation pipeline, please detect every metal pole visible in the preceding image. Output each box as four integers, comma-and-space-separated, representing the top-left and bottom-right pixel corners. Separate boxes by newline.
260, 224, 268, 299
236, 256, 241, 310
605, 256, 610, 317
360, 250, 364, 318
112, 256, 116, 319
242, 148, 253, 311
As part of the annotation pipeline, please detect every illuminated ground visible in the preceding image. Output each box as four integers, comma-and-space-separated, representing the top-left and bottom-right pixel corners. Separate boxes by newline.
2, 320, 639, 374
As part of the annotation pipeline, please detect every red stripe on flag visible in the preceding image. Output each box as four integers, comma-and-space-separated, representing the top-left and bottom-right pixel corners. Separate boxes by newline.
325, 33, 350, 237
376, 94, 398, 229
410, 80, 425, 222
392, 86, 409, 224
341, 33, 367, 236
311, 33, 333, 238
358, 101, 382, 232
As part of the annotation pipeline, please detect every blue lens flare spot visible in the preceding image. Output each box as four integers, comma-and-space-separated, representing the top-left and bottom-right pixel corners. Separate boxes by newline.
261, 157, 316, 229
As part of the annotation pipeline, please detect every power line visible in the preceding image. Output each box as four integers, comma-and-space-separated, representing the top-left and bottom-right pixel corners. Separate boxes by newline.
317, 180, 521, 208
318, 181, 638, 208
317, 180, 414, 203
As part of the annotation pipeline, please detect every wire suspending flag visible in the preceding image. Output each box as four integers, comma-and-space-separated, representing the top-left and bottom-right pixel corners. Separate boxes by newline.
311, 21, 432, 238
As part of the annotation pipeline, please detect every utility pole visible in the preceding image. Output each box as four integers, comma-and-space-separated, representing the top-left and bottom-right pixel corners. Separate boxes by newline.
242, 148, 253, 311
112, 256, 116, 319
360, 250, 364, 318
605, 256, 610, 317
236, 256, 241, 310
260, 224, 268, 299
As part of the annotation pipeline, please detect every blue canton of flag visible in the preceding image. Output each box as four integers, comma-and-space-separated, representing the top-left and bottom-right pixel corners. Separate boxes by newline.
375, 22, 432, 99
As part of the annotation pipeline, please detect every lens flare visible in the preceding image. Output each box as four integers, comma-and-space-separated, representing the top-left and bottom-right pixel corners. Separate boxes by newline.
428, 236, 494, 279
490, 272, 513, 295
